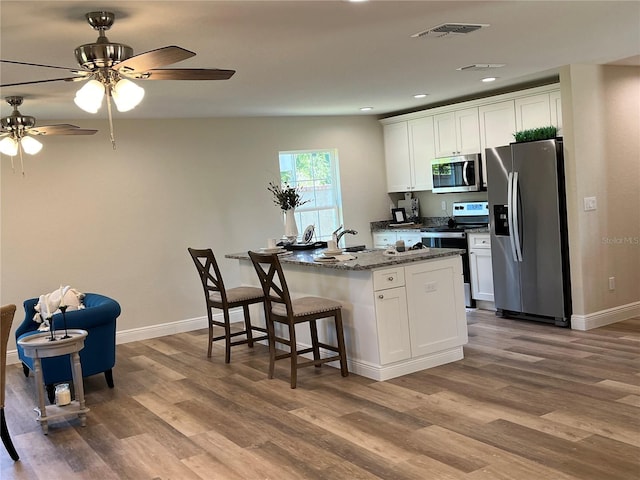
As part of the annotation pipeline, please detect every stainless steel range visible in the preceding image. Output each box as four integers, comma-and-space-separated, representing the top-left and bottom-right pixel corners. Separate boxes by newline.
421, 201, 489, 307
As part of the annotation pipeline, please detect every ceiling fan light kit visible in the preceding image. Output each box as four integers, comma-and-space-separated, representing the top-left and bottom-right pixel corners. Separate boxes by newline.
74, 79, 106, 113
0, 137, 19, 156
0, 96, 97, 174
1, 10, 235, 150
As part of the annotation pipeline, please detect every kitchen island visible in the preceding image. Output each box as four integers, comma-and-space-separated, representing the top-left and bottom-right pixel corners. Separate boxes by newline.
226, 247, 467, 381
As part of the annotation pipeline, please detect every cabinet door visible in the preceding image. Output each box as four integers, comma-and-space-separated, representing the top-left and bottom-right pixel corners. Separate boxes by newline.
468, 234, 494, 302
434, 109, 480, 157
455, 107, 481, 154
479, 101, 516, 187
469, 248, 494, 301
515, 94, 552, 131
433, 112, 457, 157
383, 122, 412, 192
549, 90, 562, 135
408, 116, 435, 191
374, 286, 412, 364
405, 256, 467, 356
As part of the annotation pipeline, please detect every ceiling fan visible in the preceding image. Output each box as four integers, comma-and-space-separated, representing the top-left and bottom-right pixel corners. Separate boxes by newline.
1, 11, 236, 147
0, 96, 98, 174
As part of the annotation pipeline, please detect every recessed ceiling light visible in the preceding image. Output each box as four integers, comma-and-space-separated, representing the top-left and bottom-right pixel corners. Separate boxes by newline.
482, 77, 497, 83
413, 94, 428, 99
360, 107, 373, 111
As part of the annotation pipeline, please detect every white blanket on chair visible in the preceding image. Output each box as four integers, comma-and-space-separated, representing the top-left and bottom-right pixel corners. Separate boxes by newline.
33, 286, 85, 331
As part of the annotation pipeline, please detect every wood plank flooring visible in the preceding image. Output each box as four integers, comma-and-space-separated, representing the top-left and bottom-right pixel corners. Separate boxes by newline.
2, 310, 639, 479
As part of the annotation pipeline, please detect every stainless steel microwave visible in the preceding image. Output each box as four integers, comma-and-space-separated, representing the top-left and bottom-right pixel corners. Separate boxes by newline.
431, 153, 482, 193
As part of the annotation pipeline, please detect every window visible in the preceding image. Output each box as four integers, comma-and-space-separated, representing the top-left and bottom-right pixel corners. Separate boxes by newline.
278, 149, 343, 241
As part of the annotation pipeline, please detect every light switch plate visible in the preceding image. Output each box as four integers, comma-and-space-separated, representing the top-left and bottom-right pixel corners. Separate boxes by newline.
584, 196, 597, 211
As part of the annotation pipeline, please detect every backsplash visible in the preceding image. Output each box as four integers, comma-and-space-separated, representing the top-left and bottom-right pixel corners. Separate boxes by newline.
370, 216, 451, 231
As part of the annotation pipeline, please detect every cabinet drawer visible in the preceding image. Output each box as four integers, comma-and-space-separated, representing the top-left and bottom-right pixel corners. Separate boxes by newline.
469, 234, 491, 249
373, 231, 397, 249
373, 267, 406, 291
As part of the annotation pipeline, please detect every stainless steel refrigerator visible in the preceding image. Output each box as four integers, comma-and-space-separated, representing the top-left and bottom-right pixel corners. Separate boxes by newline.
486, 139, 571, 327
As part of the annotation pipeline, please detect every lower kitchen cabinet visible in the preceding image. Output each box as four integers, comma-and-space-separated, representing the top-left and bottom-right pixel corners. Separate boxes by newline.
373, 231, 397, 249
374, 285, 411, 364
373, 230, 422, 249
405, 256, 467, 356
236, 252, 468, 381
468, 233, 494, 302
374, 256, 467, 364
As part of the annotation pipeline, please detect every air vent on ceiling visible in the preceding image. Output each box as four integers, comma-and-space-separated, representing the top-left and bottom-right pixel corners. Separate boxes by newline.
456, 64, 505, 72
411, 23, 489, 39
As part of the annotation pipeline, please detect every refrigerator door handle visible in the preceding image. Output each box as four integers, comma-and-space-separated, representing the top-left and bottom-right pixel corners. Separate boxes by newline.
507, 172, 518, 261
512, 171, 523, 262
462, 161, 469, 185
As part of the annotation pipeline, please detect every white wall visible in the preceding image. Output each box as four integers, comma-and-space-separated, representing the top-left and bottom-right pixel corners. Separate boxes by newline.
1, 115, 389, 350
560, 64, 640, 323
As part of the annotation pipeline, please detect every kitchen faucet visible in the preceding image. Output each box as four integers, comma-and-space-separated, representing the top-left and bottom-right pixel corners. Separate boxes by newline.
332, 225, 358, 246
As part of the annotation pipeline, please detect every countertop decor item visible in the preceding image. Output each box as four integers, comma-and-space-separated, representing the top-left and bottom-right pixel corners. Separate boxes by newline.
268, 181, 309, 243
267, 182, 309, 210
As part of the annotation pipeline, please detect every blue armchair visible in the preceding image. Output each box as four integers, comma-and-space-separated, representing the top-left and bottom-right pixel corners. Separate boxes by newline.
15, 293, 121, 402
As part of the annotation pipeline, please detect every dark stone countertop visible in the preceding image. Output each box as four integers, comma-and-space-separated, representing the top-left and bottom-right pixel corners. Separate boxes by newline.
226, 247, 463, 271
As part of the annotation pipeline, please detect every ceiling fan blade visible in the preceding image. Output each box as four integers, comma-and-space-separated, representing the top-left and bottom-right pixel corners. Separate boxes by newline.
0, 76, 87, 88
1, 59, 80, 71
114, 46, 196, 75
30, 125, 97, 136
139, 68, 236, 80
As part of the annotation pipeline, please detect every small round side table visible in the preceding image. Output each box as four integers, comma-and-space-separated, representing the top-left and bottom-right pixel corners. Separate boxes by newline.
17, 329, 90, 434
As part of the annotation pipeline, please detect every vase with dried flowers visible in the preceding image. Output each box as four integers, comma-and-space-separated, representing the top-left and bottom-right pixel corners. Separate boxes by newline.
267, 181, 309, 242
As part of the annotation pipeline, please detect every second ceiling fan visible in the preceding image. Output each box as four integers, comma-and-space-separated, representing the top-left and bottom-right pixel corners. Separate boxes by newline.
1, 11, 236, 147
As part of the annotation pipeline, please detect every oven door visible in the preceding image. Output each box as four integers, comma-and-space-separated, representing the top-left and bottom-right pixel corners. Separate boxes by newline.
422, 232, 473, 307
431, 154, 481, 193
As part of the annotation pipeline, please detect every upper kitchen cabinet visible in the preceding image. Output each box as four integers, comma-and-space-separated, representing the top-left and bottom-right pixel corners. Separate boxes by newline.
515, 92, 562, 133
381, 84, 561, 190
383, 117, 435, 193
434, 108, 481, 158
549, 90, 563, 135
479, 100, 517, 186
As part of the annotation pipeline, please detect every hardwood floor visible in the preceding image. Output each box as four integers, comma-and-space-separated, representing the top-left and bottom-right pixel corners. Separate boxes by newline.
2, 310, 639, 479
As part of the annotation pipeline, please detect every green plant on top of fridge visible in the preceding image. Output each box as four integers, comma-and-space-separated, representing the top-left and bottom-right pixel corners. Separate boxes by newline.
513, 126, 557, 143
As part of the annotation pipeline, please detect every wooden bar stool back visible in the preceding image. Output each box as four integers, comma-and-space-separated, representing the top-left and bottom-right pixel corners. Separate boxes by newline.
1, 304, 19, 461
188, 248, 268, 363
248, 251, 348, 388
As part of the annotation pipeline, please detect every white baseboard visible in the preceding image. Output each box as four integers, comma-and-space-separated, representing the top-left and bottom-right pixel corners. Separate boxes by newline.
6, 309, 245, 365
571, 301, 640, 331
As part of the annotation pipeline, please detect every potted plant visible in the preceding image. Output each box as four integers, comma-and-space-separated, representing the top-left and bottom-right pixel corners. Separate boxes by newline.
513, 126, 558, 143
267, 182, 309, 241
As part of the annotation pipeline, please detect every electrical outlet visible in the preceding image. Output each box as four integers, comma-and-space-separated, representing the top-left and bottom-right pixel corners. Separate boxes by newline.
608, 276, 615, 291
425, 281, 437, 292
584, 196, 597, 211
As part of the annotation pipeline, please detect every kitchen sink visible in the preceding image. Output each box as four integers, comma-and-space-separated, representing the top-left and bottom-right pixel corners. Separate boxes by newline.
344, 245, 370, 253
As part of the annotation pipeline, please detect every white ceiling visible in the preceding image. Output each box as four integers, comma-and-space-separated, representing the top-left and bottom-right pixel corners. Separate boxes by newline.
1, 0, 638, 122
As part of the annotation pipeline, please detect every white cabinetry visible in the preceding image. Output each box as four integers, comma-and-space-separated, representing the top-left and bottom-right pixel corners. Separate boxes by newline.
373, 268, 411, 364
373, 231, 396, 249
515, 93, 553, 131
549, 90, 563, 134
468, 233, 494, 302
374, 256, 467, 365
373, 230, 422, 249
479, 100, 517, 187
383, 117, 435, 193
405, 256, 467, 356
396, 231, 423, 249
434, 107, 481, 157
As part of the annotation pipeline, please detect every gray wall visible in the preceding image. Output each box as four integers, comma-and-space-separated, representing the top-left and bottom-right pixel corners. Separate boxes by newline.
1, 115, 389, 349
